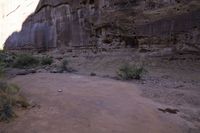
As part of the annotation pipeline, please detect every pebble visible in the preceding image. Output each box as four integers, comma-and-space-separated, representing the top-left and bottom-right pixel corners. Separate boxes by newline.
58, 89, 63, 92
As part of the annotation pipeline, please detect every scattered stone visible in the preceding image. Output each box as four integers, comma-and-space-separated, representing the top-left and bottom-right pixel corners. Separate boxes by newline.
102, 75, 110, 78
29, 69, 37, 74
50, 68, 62, 73
7, 69, 37, 76
37, 69, 47, 73
139, 48, 150, 53
158, 108, 179, 114
141, 81, 146, 84
174, 85, 184, 89
54, 55, 63, 60
90, 72, 96, 76
58, 89, 63, 92
161, 75, 170, 79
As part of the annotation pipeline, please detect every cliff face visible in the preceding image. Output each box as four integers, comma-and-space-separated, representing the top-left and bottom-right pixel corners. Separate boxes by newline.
4, 0, 200, 53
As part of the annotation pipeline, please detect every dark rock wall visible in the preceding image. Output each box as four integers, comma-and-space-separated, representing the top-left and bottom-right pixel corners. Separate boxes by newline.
4, 0, 200, 53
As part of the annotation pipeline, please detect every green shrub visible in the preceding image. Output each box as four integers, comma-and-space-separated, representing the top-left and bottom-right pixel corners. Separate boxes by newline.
41, 56, 53, 65
0, 63, 5, 78
61, 59, 69, 71
0, 82, 28, 122
13, 54, 39, 68
0, 104, 15, 122
0, 51, 14, 68
117, 64, 147, 80
60, 59, 74, 73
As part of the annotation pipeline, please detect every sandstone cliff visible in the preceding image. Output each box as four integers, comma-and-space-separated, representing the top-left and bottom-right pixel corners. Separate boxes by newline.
4, 0, 200, 54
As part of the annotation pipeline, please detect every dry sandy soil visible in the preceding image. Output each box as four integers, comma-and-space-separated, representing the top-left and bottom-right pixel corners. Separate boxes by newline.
0, 73, 192, 133
0, 51, 200, 133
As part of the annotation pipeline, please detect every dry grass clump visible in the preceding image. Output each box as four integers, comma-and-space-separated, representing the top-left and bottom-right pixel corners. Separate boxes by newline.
0, 81, 29, 122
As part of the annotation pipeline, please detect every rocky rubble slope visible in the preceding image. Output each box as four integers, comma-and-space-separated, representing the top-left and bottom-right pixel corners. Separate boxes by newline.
4, 0, 200, 54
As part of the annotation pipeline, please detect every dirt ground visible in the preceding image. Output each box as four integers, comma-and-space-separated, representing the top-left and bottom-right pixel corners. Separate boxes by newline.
0, 52, 200, 133
0, 73, 192, 133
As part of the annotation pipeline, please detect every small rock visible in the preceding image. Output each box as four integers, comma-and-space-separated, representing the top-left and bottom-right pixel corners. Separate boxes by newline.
102, 75, 110, 78
174, 85, 184, 89
161, 75, 170, 79
58, 89, 63, 92
37, 69, 47, 73
141, 81, 146, 84
158, 108, 179, 114
16, 69, 36, 75
50, 68, 62, 73
90, 72, 96, 76
29, 69, 37, 73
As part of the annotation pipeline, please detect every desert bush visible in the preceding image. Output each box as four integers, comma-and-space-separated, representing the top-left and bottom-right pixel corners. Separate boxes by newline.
117, 64, 147, 80
0, 51, 15, 68
0, 62, 5, 78
61, 59, 69, 71
41, 56, 53, 65
60, 59, 75, 73
0, 103, 15, 122
13, 54, 39, 68
0, 82, 28, 122
62, 59, 69, 68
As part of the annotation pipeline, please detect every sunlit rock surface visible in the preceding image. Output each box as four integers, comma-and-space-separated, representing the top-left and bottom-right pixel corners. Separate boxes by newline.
3, 0, 200, 53
0, 0, 39, 49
